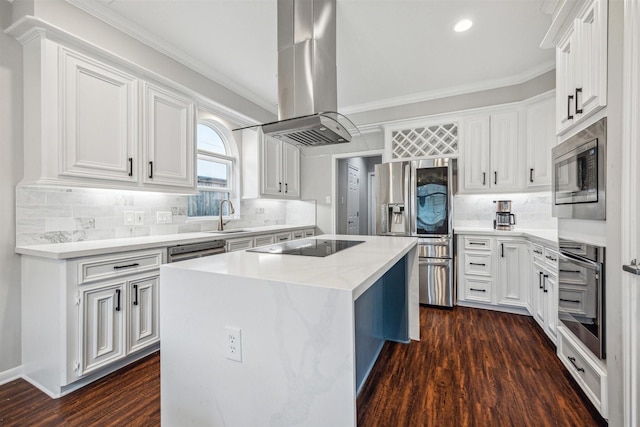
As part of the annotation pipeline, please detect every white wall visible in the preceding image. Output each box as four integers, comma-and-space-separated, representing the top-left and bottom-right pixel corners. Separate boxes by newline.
0, 0, 24, 373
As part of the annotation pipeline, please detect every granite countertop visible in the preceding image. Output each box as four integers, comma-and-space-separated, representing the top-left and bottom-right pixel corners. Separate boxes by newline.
454, 227, 558, 247
15, 224, 316, 260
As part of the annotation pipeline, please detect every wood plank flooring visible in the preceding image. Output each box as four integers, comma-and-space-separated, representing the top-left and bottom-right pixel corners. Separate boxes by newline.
0, 306, 607, 426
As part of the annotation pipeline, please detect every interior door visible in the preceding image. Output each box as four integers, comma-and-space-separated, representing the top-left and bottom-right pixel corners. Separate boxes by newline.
347, 164, 360, 235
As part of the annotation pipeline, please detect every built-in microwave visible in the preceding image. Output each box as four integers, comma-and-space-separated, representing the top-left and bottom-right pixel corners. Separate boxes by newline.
552, 117, 606, 220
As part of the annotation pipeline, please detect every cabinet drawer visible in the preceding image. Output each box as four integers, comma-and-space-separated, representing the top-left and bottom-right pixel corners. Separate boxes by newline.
558, 288, 587, 315
463, 277, 492, 303
559, 260, 588, 285
226, 238, 254, 252
254, 235, 275, 248
304, 228, 315, 237
464, 253, 492, 276
531, 244, 544, 262
292, 230, 305, 240
544, 248, 559, 269
78, 250, 162, 285
464, 237, 491, 251
558, 328, 606, 416
274, 232, 292, 243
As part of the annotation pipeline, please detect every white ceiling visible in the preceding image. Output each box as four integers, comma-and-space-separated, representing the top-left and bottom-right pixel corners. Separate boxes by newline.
73, 0, 555, 115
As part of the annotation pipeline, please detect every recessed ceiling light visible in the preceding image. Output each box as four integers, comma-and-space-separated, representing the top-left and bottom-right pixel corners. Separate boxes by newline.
454, 19, 473, 33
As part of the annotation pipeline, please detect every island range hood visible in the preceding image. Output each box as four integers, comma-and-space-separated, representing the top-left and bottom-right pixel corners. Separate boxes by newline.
261, 0, 352, 147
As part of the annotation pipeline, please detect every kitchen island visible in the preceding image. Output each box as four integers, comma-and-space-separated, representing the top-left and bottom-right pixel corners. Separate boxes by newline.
159, 234, 419, 426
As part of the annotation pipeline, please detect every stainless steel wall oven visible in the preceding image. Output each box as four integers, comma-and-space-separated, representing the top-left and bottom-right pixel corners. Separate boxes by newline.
558, 238, 605, 359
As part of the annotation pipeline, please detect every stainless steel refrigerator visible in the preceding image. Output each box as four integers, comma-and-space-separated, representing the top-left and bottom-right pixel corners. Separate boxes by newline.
375, 159, 455, 307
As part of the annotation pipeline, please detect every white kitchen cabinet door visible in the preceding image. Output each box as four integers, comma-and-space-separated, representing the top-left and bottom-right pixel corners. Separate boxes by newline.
463, 116, 491, 190
490, 112, 519, 191
556, 28, 577, 134
532, 264, 546, 329
526, 97, 556, 189
128, 276, 159, 354
282, 142, 301, 198
261, 136, 284, 196
142, 83, 195, 189
81, 283, 126, 376
574, 0, 608, 119
496, 239, 529, 308
60, 49, 138, 183
544, 272, 558, 340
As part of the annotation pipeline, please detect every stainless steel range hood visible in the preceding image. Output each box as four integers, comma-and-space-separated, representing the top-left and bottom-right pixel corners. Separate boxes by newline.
262, 0, 352, 146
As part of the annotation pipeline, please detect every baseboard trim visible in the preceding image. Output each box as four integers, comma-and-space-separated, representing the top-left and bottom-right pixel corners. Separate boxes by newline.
0, 365, 23, 387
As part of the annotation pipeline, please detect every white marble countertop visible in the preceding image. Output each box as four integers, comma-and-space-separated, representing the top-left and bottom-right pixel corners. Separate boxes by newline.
14, 224, 315, 260
454, 227, 558, 246
162, 234, 419, 300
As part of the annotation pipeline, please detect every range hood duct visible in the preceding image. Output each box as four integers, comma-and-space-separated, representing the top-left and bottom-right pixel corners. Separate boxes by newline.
262, 0, 352, 146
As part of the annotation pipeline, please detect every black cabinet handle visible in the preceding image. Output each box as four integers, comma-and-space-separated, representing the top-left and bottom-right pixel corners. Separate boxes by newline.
469, 262, 486, 266
545, 255, 557, 261
543, 274, 548, 293
482, 172, 486, 185
530, 168, 534, 183
285, 183, 288, 194
470, 288, 486, 292
115, 289, 121, 312
539, 271, 543, 289
113, 263, 140, 270
534, 249, 543, 255
469, 242, 485, 246
560, 269, 581, 273
494, 171, 497, 185
501, 243, 504, 258
568, 356, 585, 373
560, 298, 581, 304
133, 284, 138, 306
128, 157, 133, 177
148, 161, 153, 179
575, 88, 583, 114
567, 95, 574, 120
278, 182, 282, 192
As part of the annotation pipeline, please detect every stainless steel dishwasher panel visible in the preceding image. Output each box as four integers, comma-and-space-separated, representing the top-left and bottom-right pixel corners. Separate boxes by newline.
419, 257, 454, 307
167, 240, 226, 263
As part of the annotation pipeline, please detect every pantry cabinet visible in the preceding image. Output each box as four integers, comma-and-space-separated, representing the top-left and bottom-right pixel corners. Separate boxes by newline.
462, 112, 519, 192
554, 0, 608, 134
242, 129, 300, 199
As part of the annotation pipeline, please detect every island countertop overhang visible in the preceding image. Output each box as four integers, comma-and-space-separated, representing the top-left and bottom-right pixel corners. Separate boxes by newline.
160, 234, 419, 300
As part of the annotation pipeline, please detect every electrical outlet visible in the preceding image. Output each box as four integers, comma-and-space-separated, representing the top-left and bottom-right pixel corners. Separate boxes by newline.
156, 211, 172, 224
134, 211, 144, 225
325, 196, 331, 204
124, 211, 135, 225
225, 327, 242, 362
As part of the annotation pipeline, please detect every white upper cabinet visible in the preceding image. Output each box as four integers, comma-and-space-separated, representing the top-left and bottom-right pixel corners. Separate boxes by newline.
462, 111, 519, 193
18, 35, 196, 193
554, 0, 607, 135
142, 83, 195, 189
242, 129, 300, 199
526, 95, 556, 189
60, 49, 138, 183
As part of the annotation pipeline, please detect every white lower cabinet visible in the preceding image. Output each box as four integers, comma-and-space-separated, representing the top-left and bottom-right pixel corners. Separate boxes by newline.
20, 249, 163, 397
225, 228, 316, 252
457, 235, 529, 311
531, 244, 558, 343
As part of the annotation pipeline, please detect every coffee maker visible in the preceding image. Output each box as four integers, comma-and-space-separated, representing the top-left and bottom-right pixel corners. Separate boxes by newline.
494, 200, 516, 230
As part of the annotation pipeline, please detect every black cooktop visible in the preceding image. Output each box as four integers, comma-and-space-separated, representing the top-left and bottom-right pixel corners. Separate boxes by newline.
247, 238, 365, 257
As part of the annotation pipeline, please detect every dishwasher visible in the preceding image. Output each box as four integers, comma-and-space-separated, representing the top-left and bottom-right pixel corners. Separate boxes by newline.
167, 240, 225, 263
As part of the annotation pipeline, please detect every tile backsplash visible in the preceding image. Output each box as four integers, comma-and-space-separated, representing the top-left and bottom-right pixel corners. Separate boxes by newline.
453, 192, 556, 230
16, 186, 316, 246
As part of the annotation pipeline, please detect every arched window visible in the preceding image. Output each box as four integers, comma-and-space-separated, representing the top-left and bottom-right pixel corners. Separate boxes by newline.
188, 120, 237, 217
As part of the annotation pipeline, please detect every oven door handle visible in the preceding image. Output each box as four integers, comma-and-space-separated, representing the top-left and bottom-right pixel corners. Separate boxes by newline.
559, 251, 600, 272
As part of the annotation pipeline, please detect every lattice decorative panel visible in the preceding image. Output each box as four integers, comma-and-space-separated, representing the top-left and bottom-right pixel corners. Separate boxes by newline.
390, 123, 458, 159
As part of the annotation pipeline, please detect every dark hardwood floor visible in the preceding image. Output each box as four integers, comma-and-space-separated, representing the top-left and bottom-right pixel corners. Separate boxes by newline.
0, 306, 607, 426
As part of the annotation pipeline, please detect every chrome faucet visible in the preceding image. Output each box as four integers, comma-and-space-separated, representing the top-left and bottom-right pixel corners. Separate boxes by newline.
218, 199, 235, 231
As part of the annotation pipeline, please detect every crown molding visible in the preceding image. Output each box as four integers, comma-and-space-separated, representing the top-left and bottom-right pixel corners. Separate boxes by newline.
65, 0, 278, 114
339, 61, 555, 115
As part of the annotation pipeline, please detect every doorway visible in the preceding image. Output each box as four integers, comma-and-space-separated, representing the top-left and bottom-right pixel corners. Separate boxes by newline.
335, 154, 382, 235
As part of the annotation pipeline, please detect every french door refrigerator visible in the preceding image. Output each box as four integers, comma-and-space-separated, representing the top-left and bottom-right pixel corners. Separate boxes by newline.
375, 159, 455, 307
